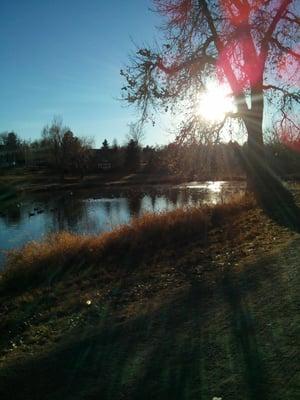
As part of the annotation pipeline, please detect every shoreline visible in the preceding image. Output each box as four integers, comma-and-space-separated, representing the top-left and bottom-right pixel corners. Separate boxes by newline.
1, 169, 246, 194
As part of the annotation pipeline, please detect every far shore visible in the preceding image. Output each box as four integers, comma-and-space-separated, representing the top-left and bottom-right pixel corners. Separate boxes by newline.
0, 168, 248, 194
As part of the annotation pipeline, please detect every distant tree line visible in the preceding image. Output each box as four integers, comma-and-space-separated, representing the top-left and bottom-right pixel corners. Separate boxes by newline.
0, 117, 299, 180
0, 131, 25, 166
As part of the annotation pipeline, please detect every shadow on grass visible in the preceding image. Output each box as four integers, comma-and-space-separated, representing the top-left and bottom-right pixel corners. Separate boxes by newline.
259, 189, 300, 233
252, 172, 300, 233
0, 239, 299, 400
222, 272, 266, 400
0, 285, 209, 400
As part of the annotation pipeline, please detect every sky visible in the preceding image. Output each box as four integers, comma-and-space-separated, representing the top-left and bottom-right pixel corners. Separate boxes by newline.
0, 0, 172, 147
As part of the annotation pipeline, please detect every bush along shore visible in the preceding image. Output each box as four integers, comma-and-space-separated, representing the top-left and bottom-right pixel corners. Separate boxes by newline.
0, 194, 299, 400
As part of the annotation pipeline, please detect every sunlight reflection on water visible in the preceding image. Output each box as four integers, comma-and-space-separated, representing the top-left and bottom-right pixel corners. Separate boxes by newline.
178, 181, 224, 191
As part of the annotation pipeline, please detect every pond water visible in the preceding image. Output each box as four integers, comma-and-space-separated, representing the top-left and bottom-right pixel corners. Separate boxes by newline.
0, 181, 245, 269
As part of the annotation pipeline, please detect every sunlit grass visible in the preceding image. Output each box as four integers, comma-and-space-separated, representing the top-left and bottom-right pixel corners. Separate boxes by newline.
1, 195, 254, 292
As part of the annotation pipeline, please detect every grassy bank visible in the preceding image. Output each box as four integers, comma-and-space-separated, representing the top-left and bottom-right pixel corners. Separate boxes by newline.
0, 196, 299, 400
1, 197, 252, 292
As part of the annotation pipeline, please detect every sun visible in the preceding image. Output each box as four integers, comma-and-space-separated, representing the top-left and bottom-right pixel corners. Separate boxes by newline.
196, 82, 236, 123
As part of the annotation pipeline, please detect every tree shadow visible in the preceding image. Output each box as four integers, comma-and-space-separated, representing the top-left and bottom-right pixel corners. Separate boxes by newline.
234, 143, 300, 232
0, 285, 210, 400
255, 176, 300, 233
1, 239, 299, 400
222, 272, 267, 400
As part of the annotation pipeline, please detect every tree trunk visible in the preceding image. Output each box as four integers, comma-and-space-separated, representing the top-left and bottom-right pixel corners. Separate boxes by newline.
243, 90, 299, 229
244, 90, 265, 194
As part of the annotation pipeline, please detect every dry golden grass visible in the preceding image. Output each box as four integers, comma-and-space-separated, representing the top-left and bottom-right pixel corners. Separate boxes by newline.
1, 195, 255, 293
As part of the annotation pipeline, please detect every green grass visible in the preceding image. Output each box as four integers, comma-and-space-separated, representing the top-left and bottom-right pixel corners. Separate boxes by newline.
0, 196, 299, 400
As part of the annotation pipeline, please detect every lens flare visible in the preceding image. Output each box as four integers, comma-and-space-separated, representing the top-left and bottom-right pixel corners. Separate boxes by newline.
196, 82, 236, 122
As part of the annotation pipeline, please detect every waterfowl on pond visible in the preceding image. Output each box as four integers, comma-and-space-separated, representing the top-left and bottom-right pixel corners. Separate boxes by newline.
28, 212, 35, 217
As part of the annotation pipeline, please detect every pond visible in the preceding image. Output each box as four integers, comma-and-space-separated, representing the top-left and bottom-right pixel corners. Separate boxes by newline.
0, 181, 245, 269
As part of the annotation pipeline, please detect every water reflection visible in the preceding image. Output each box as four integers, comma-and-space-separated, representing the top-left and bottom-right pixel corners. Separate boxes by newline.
49, 194, 88, 233
0, 181, 245, 269
1, 204, 22, 227
128, 193, 143, 216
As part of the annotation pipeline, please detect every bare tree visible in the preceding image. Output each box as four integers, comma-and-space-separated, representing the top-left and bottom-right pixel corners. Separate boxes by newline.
126, 122, 146, 146
121, 0, 299, 200
42, 116, 93, 178
42, 116, 68, 171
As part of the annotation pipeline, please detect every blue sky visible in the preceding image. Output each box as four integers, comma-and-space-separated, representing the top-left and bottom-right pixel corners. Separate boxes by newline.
0, 0, 171, 146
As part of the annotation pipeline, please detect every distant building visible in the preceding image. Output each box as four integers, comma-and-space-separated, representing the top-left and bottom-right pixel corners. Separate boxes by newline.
98, 160, 112, 171
90, 149, 112, 171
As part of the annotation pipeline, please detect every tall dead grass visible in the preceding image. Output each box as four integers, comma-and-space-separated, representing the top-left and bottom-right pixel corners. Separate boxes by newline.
0, 196, 255, 292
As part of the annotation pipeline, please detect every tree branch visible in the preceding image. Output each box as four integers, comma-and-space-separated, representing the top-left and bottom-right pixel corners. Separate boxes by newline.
261, 0, 292, 52
270, 37, 300, 60
157, 53, 216, 75
263, 84, 300, 102
199, 0, 249, 113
